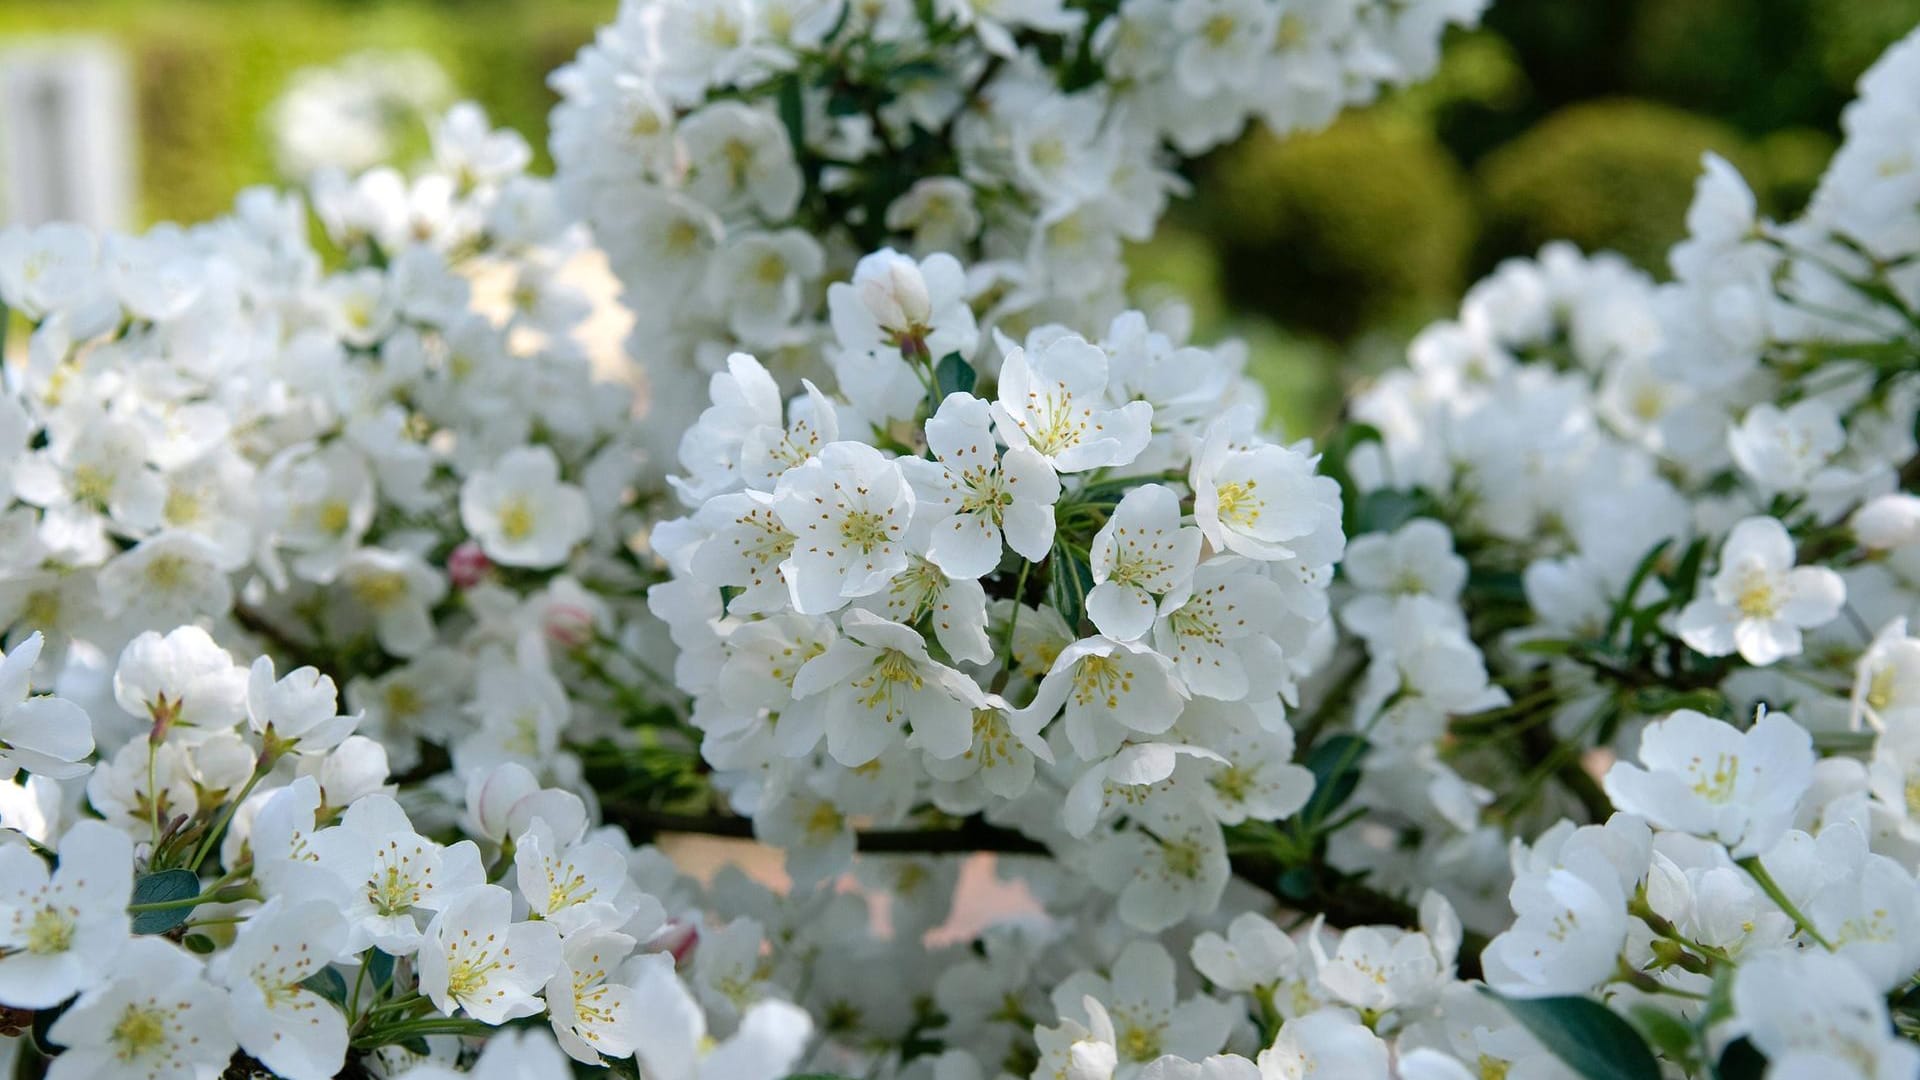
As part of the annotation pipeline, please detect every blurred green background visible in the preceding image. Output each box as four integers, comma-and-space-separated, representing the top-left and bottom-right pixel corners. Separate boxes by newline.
5, 0, 1918, 436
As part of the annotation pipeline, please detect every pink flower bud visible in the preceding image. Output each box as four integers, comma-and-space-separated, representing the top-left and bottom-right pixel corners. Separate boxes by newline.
543, 603, 595, 649
655, 919, 699, 966
447, 541, 490, 588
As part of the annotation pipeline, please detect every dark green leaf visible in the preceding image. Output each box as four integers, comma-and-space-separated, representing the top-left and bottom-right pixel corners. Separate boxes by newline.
775, 77, 807, 159
1714, 1038, 1767, 1080
1606, 540, 1672, 640
183, 933, 216, 954
827, 88, 864, 117
934, 352, 976, 399
1661, 537, 1710, 606
1467, 567, 1528, 605
1277, 866, 1314, 900
1047, 542, 1094, 634
1353, 489, 1431, 536
1299, 734, 1369, 829
130, 869, 203, 934
29, 1000, 64, 1056
368, 949, 396, 992
1485, 990, 1663, 1080
301, 966, 349, 1007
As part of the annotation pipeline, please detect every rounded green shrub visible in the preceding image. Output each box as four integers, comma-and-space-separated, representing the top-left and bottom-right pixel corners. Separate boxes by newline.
1199, 114, 1477, 341
1474, 98, 1753, 273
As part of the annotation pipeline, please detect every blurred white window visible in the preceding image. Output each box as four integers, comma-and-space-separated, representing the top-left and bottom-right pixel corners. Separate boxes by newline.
0, 39, 133, 230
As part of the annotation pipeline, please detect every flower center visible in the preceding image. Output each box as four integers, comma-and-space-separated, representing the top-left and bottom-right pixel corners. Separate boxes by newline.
1072, 655, 1132, 709
111, 1004, 170, 1061
498, 499, 536, 542
1690, 752, 1739, 802
352, 570, 410, 611
1162, 837, 1203, 879
839, 508, 892, 553
1119, 1023, 1161, 1062
144, 554, 189, 590
1215, 479, 1261, 527
317, 499, 353, 536
26, 906, 73, 955
1734, 571, 1777, 618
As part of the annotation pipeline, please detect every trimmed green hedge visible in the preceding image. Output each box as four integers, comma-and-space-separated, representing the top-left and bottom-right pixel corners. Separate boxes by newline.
1473, 99, 1755, 273
0, 0, 611, 224
1199, 114, 1477, 342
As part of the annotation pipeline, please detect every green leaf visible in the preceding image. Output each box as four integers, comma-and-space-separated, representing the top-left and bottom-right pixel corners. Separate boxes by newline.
1513, 638, 1579, 657
368, 949, 396, 992
775, 76, 807, 159
130, 869, 204, 934
1276, 866, 1314, 900
1047, 542, 1094, 633
183, 933, 216, 955
1606, 539, 1672, 640
934, 352, 976, 399
1484, 990, 1663, 1080
1353, 489, 1431, 536
302, 966, 349, 1007
1298, 734, 1369, 830
1626, 1004, 1696, 1066
1630, 687, 1730, 719
1714, 1038, 1767, 1080
1661, 536, 1710, 607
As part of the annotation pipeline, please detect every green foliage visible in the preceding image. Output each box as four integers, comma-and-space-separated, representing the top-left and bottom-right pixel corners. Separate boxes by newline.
1200, 114, 1476, 341
1485, 990, 1664, 1080
0, 0, 610, 225
129, 868, 203, 934
1474, 98, 1754, 272
1752, 126, 1837, 218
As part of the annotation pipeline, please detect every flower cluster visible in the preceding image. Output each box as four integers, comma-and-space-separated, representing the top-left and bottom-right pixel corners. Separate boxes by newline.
654, 246, 1346, 928
549, 0, 1485, 475
0, 629, 814, 1079
0, 102, 670, 790
1, 1, 1920, 1077
270, 49, 456, 179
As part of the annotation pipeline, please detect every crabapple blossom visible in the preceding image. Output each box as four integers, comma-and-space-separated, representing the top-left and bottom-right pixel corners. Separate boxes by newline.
45, 937, 235, 1080
459, 446, 593, 568
418, 883, 563, 1023
1604, 708, 1814, 857
1677, 516, 1846, 666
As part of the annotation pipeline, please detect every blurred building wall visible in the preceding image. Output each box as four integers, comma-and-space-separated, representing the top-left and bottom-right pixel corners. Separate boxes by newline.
0, 38, 134, 229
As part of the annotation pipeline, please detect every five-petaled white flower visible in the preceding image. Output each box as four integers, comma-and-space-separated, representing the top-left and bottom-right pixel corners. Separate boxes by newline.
1190, 421, 1344, 563
418, 883, 563, 1024
1603, 706, 1814, 858
460, 446, 593, 568
210, 898, 352, 1080
0, 632, 93, 779
898, 392, 1060, 580
1676, 516, 1845, 666
993, 334, 1153, 474
46, 936, 235, 1080
1087, 484, 1201, 642
0, 820, 131, 1008
772, 441, 916, 614
790, 608, 988, 766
